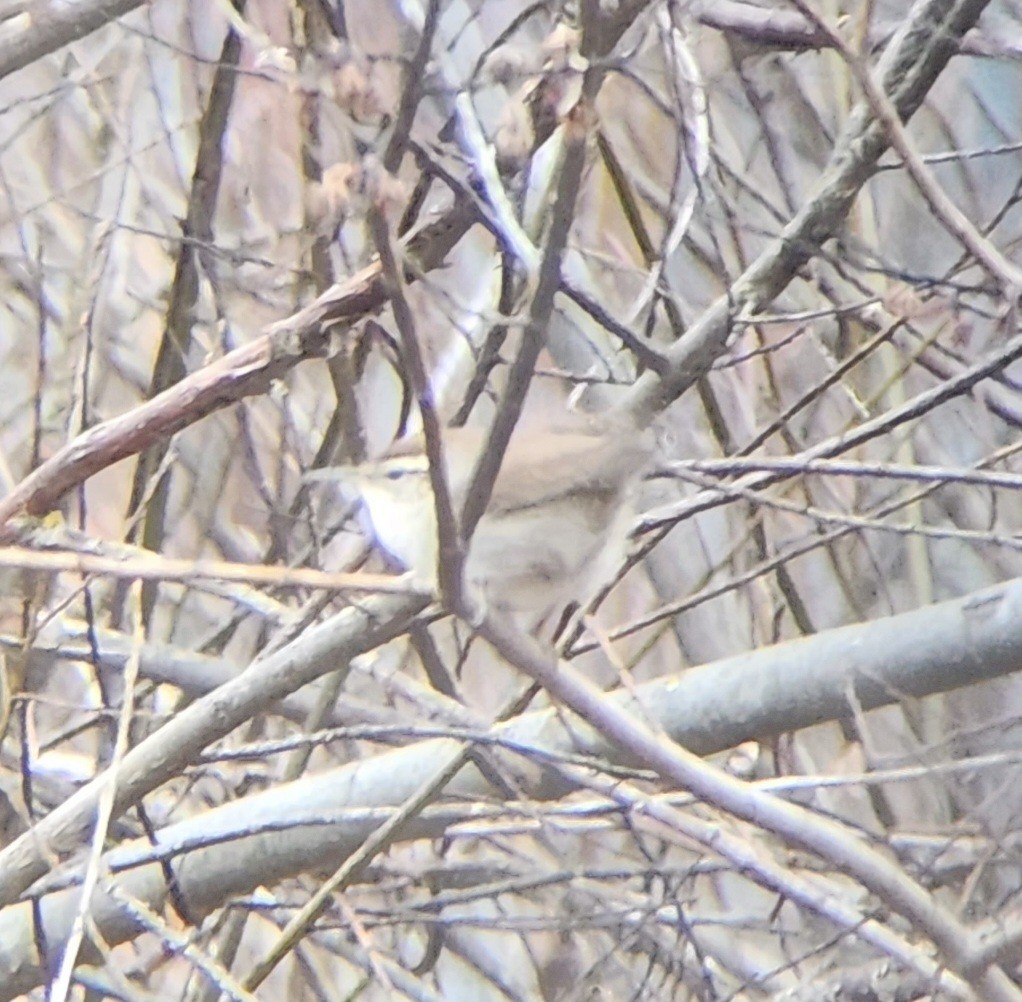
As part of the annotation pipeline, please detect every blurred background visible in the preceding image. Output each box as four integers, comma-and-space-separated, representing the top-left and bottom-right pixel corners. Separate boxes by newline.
1, 0, 1022, 998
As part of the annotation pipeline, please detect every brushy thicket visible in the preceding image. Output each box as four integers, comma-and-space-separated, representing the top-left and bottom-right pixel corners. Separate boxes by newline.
2, 1, 1022, 999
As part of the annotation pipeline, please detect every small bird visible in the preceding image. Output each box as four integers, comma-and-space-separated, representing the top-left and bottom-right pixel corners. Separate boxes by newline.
306, 416, 651, 616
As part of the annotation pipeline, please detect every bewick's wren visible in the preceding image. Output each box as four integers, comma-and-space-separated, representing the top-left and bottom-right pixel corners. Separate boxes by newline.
307, 417, 651, 615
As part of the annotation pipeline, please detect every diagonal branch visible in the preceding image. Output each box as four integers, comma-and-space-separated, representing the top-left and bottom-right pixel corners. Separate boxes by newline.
622, 0, 994, 424
0, 201, 477, 531
0, 0, 145, 82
